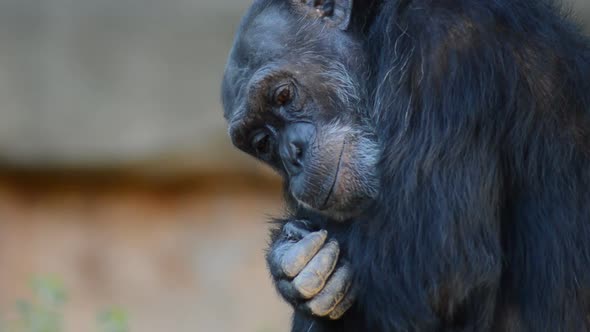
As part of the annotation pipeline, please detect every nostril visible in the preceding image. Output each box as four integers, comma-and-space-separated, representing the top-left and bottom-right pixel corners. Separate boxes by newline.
281, 123, 315, 176
289, 142, 304, 166
291, 143, 303, 160
282, 141, 304, 176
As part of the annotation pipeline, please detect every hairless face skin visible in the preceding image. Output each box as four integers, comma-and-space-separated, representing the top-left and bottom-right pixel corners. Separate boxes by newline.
221, 0, 379, 322
222, 0, 379, 222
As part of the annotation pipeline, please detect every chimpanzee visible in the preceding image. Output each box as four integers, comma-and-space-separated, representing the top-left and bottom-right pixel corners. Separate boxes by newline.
221, 0, 590, 331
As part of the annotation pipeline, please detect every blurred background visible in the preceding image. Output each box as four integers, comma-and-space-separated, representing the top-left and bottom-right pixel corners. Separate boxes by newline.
0, 1, 587, 331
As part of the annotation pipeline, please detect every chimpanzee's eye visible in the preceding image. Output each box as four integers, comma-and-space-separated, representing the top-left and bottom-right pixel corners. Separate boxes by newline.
273, 84, 294, 106
251, 131, 273, 159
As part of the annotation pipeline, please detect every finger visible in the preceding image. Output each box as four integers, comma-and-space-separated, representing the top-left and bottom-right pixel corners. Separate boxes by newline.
328, 287, 356, 320
267, 223, 324, 278
303, 265, 352, 317
280, 230, 328, 278
293, 240, 339, 299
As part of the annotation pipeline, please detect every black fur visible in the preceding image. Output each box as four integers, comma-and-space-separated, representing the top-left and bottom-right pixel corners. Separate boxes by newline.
229, 0, 590, 331
279, 0, 590, 331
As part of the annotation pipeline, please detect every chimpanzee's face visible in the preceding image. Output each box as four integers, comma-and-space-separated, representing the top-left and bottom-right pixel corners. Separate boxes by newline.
222, 0, 379, 220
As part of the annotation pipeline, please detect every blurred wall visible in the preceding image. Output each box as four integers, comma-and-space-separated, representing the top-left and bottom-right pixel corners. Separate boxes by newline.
0, 0, 587, 172
0, 0, 255, 172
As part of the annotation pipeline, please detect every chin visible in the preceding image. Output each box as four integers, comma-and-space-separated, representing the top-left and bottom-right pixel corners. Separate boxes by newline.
291, 186, 376, 222
318, 200, 373, 221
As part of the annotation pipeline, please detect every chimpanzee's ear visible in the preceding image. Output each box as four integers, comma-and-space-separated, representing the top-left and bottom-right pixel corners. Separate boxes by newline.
292, 0, 353, 30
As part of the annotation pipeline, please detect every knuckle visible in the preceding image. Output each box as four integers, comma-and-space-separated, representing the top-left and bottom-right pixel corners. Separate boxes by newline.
328, 292, 355, 320
306, 301, 333, 317
305, 230, 328, 248
328, 308, 345, 320
311, 245, 340, 272
327, 239, 340, 250
293, 273, 325, 299
327, 302, 349, 320
281, 254, 306, 278
323, 241, 340, 259
306, 294, 341, 317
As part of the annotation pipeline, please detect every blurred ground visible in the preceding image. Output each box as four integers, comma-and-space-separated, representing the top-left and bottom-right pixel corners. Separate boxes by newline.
0, 172, 290, 332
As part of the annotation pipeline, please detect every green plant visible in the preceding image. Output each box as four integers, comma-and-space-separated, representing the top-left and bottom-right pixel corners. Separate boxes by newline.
2, 276, 128, 332
13, 276, 66, 332
97, 308, 128, 332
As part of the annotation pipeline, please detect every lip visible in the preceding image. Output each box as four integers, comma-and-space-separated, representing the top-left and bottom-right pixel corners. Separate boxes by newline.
319, 139, 346, 210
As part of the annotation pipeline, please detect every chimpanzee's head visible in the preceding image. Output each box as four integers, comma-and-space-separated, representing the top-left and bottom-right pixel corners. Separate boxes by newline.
222, 0, 380, 221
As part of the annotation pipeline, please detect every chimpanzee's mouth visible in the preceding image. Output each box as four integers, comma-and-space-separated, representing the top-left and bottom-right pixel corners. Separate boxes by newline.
291, 139, 345, 212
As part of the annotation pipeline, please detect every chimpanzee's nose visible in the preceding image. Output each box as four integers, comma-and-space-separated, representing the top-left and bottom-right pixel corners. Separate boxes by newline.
280, 123, 315, 176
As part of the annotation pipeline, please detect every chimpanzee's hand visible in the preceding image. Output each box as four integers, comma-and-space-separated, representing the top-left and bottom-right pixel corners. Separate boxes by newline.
267, 220, 355, 320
